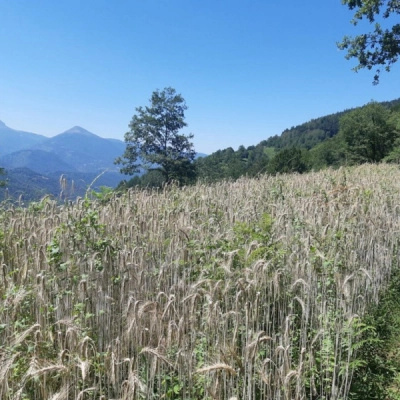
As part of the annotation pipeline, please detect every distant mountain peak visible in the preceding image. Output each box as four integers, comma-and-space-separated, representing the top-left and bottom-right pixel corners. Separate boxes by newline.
0, 121, 7, 128
61, 126, 97, 137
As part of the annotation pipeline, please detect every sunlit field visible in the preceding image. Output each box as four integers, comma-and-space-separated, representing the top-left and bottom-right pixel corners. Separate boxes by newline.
1, 164, 400, 399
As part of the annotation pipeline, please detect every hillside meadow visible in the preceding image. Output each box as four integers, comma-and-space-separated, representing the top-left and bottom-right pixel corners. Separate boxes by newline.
1, 164, 400, 399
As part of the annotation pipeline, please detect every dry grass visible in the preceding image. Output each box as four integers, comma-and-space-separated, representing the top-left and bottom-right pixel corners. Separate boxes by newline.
1, 164, 400, 399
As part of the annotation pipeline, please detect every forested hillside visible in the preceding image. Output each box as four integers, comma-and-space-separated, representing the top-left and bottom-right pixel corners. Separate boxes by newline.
194, 98, 400, 184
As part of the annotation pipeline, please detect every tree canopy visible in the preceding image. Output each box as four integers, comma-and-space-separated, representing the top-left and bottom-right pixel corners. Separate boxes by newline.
338, 0, 400, 84
115, 87, 196, 185
339, 102, 397, 163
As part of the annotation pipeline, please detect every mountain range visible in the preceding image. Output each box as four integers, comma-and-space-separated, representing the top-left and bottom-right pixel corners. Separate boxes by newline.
0, 122, 129, 201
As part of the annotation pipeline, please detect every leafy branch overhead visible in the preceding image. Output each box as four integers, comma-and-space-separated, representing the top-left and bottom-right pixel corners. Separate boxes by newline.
338, 0, 400, 84
115, 87, 196, 185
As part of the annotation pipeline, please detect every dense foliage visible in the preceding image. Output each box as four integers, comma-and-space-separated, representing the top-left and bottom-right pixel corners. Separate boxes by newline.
339, 102, 397, 164
265, 112, 344, 150
1, 165, 400, 398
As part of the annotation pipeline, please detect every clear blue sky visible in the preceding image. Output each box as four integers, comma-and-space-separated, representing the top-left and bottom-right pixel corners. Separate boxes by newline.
1, 1, 399, 154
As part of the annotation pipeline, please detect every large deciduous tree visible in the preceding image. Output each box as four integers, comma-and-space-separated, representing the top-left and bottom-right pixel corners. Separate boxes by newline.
340, 102, 397, 163
338, 0, 400, 84
116, 87, 196, 185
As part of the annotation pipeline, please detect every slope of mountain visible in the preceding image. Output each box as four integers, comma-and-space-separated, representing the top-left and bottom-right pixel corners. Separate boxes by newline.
262, 97, 400, 150
1, 168, 62, 202
0, 149, 77, 174
0, 122, 130, 201
0, 121, 47, 157
32, 126, 126, 173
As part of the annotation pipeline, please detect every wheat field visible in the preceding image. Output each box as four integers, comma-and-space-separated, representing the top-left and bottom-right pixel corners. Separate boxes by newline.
1, 164, 400, 399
